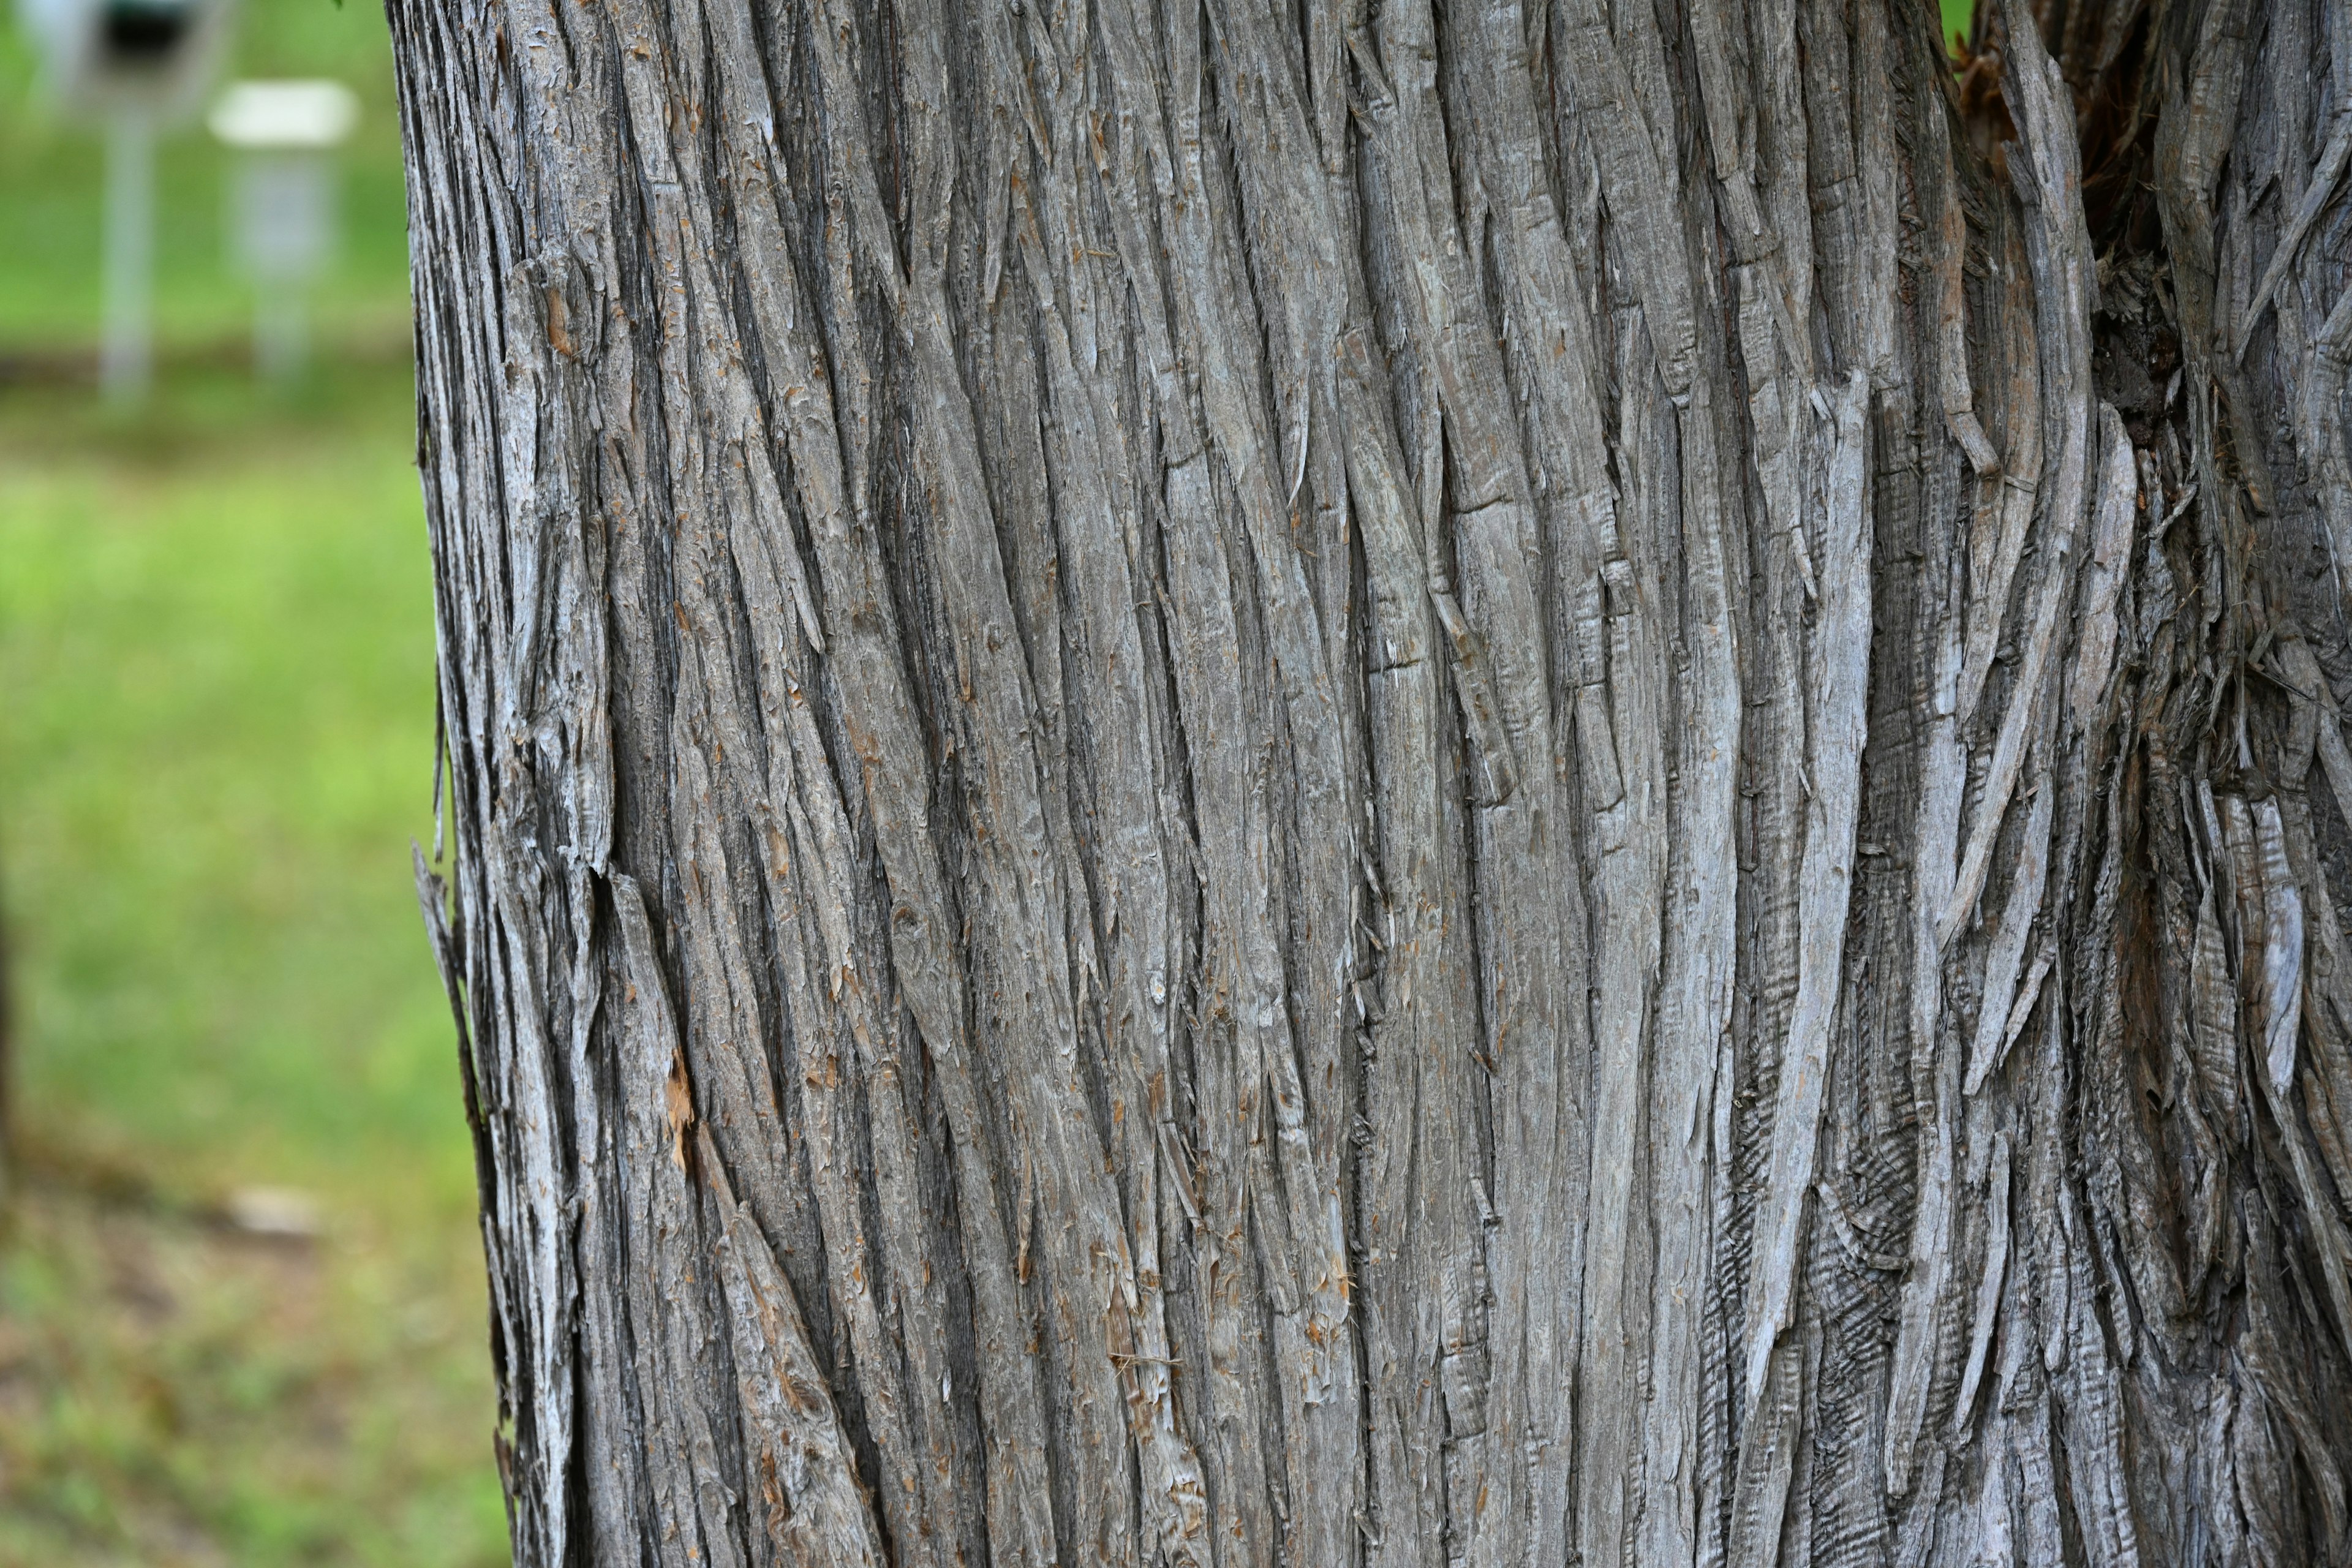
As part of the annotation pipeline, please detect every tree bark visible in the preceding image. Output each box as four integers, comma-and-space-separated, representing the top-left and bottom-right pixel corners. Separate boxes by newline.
391, 0, 2352, 1561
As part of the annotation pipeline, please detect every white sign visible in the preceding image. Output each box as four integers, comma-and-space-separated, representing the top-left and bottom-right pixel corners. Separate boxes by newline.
207, 79, 358, 150
209, 80, 360, 384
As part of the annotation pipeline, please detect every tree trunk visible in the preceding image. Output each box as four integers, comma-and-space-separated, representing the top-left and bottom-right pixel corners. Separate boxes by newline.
391, 0, 2352, 1561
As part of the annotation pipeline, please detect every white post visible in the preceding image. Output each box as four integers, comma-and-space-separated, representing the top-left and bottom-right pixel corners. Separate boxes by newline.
100, 113, 156, 406
254, 279, 307, 385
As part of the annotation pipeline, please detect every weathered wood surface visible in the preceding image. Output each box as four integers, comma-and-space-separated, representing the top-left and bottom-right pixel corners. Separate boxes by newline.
392, 0, 2352, 1561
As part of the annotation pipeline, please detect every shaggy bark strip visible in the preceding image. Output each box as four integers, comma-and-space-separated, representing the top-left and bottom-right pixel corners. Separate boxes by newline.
394, 0, 2352, 1562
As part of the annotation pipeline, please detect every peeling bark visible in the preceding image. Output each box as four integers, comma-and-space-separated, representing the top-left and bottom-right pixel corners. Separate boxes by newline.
392, 0, 2352, 1562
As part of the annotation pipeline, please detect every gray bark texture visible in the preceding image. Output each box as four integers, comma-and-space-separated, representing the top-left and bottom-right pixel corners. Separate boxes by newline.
391, 0, 2352, 1561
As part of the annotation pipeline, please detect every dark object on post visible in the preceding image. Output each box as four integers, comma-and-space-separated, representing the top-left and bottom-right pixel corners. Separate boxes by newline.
21, 0, 230, 119
99, 0, 194, 60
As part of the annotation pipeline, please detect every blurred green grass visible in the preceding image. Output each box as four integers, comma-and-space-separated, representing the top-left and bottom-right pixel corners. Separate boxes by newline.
1942, 0, 1977, 52
0, 2, 505, 1564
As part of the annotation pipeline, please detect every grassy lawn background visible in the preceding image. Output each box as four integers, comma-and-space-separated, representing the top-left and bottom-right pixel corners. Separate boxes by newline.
0, 2, 506, 1563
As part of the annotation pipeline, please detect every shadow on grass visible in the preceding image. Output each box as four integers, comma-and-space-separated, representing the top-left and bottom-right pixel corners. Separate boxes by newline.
1, 1134, 503, 1568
